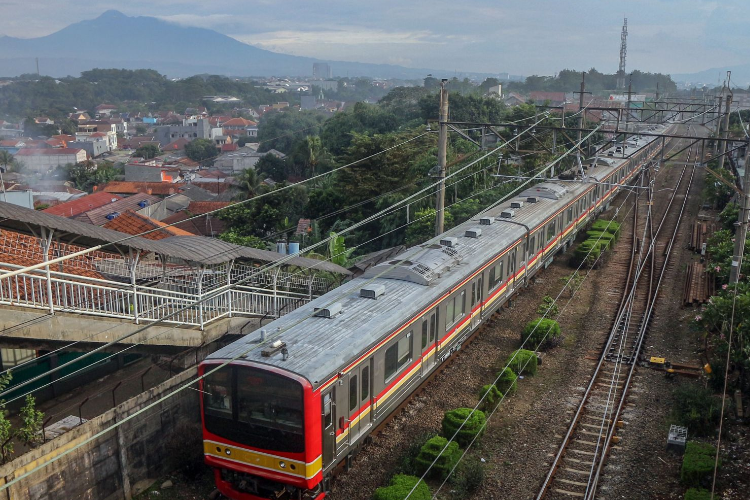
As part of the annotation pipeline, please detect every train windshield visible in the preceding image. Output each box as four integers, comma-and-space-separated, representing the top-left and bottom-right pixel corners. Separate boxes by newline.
203, 365, 305, 453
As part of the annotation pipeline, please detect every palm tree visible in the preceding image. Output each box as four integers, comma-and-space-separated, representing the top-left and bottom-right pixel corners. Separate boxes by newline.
305, 135, 322, 176
234, 168, 262, 200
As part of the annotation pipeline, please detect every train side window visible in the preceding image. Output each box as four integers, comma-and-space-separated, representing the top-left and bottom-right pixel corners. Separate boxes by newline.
567, 208, 573, 224
384, 333, 411, 381
421, 320, 428, 350
349, 375, 358, 411
547, 222, 556, 241
446, 298, 455, 328
488, 266, 495, 287
361, 367, 369, 402
461, 290, 466, 316
529, 236, 535, 254
471, 282, 476, 306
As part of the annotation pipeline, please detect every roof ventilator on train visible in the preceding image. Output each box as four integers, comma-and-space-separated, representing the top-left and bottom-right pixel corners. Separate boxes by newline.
360, 284, 385, 300
464, 228, 482, 239
314, 302, 343, 318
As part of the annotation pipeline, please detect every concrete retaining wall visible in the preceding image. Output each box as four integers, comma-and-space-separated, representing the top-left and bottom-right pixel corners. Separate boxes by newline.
0, 367, 200, 500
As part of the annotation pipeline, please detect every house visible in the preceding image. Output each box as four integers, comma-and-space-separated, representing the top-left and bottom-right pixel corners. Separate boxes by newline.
95, 104, 117, 117
528, 91, 567, 107
124, 165, 182, 183
103, 210, 194, 240
76, 121, 118, 150
43, 192, 123, 218
161, 201, 231, 237
163, 138, 190, 152
68, 138, 109, 158
98, 181, 184, 197
155, 118, 211, 146
73, 193, 161, 226
14, 148, 87, 173
68, 111, 91, 122
488, 84, 502, 97
120, 136, 159, 150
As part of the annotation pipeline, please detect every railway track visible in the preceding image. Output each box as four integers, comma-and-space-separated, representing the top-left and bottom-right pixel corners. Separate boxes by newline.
536, 127, 698, 500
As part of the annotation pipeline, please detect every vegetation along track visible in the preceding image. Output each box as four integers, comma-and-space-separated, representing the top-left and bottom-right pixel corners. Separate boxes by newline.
537, 126, 698, 500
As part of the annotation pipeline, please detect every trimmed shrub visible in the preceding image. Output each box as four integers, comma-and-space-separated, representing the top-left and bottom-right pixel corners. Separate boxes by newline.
478, 384, 503, 410
684, 488, 712, 500
681, 452, 719, 488
685, 441, 717, 457
413, 435, 461, 479
522, 318, 561, 349
506, 349, 538, 376
572, 239, 605, 267
442, 408, 486, 447
591, 219, 621, 238
394, 431, 434, 476
372, 474, 431, 500
586, 230, 617, 245
496, 367, 518, 396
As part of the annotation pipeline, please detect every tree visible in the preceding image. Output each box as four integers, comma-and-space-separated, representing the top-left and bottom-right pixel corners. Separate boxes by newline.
0, 373, 44, 464
185, 138, 219, 166
135, 124, 148, 135
0, 151, 15, 173
255, 154, 288, 182
234, 168, 262, 200
406, 208, 453, 247
236, 135, 253, 147
257, 110, 326, 153
66, 160, 122, 192
134, 143, 160, 160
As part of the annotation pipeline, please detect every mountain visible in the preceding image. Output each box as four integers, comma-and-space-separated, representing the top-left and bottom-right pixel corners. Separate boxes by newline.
0, 10, 482, 80
673, 64, 750, 87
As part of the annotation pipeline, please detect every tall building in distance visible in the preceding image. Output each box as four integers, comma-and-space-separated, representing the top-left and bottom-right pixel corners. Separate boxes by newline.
312, 62, 332, 79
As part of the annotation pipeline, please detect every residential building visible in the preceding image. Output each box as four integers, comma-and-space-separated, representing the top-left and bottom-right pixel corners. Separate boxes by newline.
124, 165, 182, 183
43, 192, 123, 218
488, 84, 502, 97
14, 148, 87, 173
155, 118, 211, 146
103, 210, 194, 240
95, 104, 117, 116
528, 91, 567, 107
73, 193, 161, 226
68, 139, 109, 158
99, 181, 184, 197
161, 201, 230, 237
76, 121, 118, 150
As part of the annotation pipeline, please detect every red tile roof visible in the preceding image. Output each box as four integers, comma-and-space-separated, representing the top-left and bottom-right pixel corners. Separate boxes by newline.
99, 181, 183, 196
222, 117, 256, 127
103, 210, 194, 240
529, 91, 567, 103
161, 211, 226, 237
73, 193, 161, 226
163, 138, 190, 151
43, 192, 123, 217
187, 201, 231, 215
221, 143, 239, 152
15, 148, 85, 156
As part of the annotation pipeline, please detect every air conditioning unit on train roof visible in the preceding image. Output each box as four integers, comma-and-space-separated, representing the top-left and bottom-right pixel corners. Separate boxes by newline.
499, 209, 515, 219
464, 228, 482, 238
360, 284, 385, 299
526, 196, 538, 203
314, 302, 343, 318
440, 236, 458, 247
479, 217, 494, 225
510, 200, 524, 209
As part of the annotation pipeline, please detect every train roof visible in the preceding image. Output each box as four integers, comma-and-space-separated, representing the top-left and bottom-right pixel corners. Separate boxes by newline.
206, 124, 669, 388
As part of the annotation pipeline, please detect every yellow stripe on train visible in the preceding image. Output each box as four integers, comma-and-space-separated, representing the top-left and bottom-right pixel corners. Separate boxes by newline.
204, 441, 322, 480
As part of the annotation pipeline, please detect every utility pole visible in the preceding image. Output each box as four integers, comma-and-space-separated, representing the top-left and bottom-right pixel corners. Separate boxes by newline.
617, 18, 628, 90
718, 92, 733, 171
573, 72, 590, 175
715, 95, 723, 155
435, 79, 449, 236
729, 140, 750, 284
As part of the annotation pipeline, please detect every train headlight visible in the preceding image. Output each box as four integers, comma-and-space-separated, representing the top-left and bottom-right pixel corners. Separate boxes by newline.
279, 461, 286, 468
225, 449, 232, 456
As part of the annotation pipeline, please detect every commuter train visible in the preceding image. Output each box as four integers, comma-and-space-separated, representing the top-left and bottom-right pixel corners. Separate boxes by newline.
199, 124, 674, 500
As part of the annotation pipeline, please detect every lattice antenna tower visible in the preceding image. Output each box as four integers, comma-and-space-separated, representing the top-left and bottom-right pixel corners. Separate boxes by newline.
617, 18, 628, 90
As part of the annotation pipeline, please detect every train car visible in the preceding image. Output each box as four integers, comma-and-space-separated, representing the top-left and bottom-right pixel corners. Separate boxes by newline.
199, 124, 674, 500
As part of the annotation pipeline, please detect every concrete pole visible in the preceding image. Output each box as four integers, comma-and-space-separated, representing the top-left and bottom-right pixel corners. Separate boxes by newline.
435, 79, 449, 236
715, 96, 723, 154
729, 140, 750, 284
718, 94, 733, 171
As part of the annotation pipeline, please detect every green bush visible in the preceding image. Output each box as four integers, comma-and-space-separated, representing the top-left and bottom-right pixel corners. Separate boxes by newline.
684, 488, 712, 500
372, 474, 431, 500
394, 431, 433, 476
572, 239, 606, 267
672, 385, 721, 436
591, 219, 621, 238
442, 408, 486, 447
478, 384, 502, 409
506, 349, 538, 376
586, 230, 617, 245
450, 456, 485, 495
536, 295, 560, 317
681, 452, 719, 488
522, 318, 561, 349
685, 441, 716, 457
496, 367, 518, 396
413, 435, 461, 479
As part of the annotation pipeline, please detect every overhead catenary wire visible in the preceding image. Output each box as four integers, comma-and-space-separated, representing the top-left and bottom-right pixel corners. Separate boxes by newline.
0, 117, 552, 402
0, 113, 572, 493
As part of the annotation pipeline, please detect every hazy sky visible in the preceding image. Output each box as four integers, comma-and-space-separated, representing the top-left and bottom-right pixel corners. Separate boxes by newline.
1, 0, 747, 77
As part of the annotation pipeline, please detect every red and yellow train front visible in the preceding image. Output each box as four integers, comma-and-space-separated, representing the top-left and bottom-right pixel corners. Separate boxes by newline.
200, 361, 323, 500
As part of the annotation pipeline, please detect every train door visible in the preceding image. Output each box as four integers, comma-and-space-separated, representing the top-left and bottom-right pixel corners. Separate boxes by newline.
471, 278, 482, 329
421, 312, 437, 372
322, 389, 335, 468
359, 362, 373, 435
508, 249, 517, 293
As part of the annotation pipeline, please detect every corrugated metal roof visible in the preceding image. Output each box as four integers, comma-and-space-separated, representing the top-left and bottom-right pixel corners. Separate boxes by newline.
0, 201, 350, 273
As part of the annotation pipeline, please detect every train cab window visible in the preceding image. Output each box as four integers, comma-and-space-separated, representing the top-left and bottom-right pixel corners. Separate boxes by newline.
203, 366, 305, 453
421, 320, 429, 350
349, 375, 358, 411
385, 333, 411, 381
361, 367, 369, 402
546, 222, 556, 241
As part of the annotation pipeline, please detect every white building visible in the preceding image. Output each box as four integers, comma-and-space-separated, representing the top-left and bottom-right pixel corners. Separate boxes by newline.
14, 148, 87, 173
